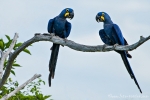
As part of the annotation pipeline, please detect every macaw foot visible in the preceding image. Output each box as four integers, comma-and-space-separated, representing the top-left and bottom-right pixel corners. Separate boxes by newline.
60, 38, 67, 47
113, 43, 119, 49
34, 33, 41, 36
55, 35, 60, 38
113, 43, 119, 48
43, 33, 50, 36
49, 33, 56, 39
51, 33, 55, 36
63, 38, 68, 43
102, 44, 108, 51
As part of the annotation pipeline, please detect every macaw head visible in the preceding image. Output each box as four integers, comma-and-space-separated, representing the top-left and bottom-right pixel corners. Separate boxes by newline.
96, 12, 111, 23
59, 8, 74, 19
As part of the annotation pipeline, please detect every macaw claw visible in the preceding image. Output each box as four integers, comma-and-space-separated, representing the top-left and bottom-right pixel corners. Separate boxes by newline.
63, 38, 68, 43
102, 44, 108, 51
34, 33, 41, 36
113, 43, 119, 49
43, 33, 50, 35
51, 33, 55, 36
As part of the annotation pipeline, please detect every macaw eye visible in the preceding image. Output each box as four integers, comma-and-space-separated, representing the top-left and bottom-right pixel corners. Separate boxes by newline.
102, 12, 105, 16
66, 9, 69, 12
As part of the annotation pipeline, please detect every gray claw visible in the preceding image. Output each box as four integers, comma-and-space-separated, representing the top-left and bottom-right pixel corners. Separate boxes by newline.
34, 33, 41, 36
43, 33, 50, 35
114, 43, 119, 47
113, 43, 119, 49
51, 33, 55, 36
64, 38, 67, 43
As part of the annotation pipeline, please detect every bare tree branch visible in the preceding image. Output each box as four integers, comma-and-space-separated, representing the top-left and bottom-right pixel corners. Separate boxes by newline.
0, 33, 150, 89
0, 33, 18, 78
0, 74, 41, 100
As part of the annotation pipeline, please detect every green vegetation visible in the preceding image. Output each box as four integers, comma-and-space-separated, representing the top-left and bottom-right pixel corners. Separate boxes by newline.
0, 35, 52, 100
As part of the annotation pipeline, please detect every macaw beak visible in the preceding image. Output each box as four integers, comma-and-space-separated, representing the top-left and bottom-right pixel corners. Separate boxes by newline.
96, 15, 104, 22
69, 12, 74, 19
96, 15, 100, 22
64, 12, 74, 19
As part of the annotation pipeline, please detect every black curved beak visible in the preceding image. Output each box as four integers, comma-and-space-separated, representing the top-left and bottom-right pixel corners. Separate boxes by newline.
96, 15, 100, 22
69, 12, 74, 19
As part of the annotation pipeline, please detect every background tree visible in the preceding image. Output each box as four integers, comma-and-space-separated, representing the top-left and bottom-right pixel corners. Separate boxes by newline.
0, 34, 51, 100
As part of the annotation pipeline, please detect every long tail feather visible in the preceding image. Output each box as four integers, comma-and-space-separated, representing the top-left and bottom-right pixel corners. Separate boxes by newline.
49, 43, 60, 87
120, 52, 142, 93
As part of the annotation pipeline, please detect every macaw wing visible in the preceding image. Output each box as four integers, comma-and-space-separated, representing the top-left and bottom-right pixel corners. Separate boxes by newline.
47, 18, 55, 33
99, 29, 112, 45
112, 24, 125, 45
64, 21, 72, 38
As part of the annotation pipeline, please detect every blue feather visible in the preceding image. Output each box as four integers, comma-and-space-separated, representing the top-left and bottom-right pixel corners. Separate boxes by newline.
96, 12, 142, 93
47, 8, 74, 86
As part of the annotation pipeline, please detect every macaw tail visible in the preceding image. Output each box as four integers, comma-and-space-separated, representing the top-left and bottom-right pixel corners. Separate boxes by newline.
120, 51, 142, 93
49, 43, 60, 87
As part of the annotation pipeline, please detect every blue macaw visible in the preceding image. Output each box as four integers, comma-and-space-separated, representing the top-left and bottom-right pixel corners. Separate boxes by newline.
96, 12, 142, 93
47, 8, 74, 86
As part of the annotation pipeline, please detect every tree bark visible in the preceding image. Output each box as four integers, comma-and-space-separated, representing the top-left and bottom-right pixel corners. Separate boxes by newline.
0, 33, 150, 89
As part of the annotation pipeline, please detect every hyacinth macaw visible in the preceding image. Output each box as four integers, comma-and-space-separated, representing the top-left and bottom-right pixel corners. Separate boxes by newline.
47, 8, 74, 86
95, 12, 142, 93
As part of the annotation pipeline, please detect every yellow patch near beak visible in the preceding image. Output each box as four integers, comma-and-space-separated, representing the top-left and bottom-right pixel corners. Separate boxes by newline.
100, 16, 105, 21
65, 12, 69, 17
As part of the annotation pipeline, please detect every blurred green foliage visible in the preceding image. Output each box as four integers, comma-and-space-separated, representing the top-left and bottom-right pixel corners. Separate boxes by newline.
0, 35, 52, 100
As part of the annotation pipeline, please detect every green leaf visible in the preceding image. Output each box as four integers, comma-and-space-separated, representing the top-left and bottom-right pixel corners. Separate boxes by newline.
11, 67, 15, 69
42, 81, 45, 85
23, 48, 31, 55
10, 70, 16, 76
5, 35, 11, 41
15, 42, 22, 48
9, 78, 12, 82
14, 81, 19, 87
0, 39, 4, 51
12, 63, 21, 67
44, 95, 51, 99
3, 60, 7, 70
35, 92, 38, 96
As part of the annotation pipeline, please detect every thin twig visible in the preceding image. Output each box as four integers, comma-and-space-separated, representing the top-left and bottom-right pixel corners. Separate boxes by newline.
0, 74, 41, 100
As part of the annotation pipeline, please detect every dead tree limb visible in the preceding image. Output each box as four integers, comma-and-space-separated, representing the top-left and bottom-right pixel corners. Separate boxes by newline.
0, 74, 41, 100
0, 33, 18, 78
0, 33, 150, 89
